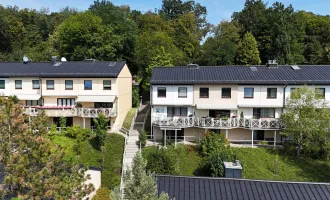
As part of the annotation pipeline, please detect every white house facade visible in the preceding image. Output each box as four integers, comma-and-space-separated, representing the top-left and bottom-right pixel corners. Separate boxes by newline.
0, 59, 132, 131
150, 63, 330, 147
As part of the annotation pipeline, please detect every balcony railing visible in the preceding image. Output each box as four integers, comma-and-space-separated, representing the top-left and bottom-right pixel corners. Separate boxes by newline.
24, 107, 117, 118
152, 116, 282, 130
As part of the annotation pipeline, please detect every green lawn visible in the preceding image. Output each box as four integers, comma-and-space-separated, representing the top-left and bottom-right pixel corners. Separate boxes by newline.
51, 133, 125, 189
142, 145, 330, 182
234, 148, 330, 182
122, 108, 137, 130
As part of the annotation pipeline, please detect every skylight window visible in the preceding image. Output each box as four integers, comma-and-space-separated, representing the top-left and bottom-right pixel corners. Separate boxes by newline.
291, 65, 300, 70
250, 67, 257, 71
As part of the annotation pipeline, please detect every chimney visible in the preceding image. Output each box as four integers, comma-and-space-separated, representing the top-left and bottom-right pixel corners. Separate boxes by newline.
267, 60, 278, 68
51, 56, 58, 64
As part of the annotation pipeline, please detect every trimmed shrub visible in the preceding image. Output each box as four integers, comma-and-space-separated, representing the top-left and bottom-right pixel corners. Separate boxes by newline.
93, 187, 111, 200
139, 129, 147, 148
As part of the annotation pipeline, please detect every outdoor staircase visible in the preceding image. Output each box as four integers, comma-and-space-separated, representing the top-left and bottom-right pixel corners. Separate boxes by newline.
123, 129, 140, 170
120, 101, 151, 198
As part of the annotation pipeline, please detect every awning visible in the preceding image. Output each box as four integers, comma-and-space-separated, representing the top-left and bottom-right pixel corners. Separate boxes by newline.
196, 104, 237, 110
76, 95, 116, 103
16, 94, 41, 100
238, 104, 282, 108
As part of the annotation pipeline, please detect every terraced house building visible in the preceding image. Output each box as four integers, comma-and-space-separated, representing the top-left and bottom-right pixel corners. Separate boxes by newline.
0, 59, 132, 130
150, 61, 330, 146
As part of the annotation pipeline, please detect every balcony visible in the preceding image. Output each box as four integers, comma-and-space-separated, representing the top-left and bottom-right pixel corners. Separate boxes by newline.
152, 117, 282, 130
24, 106, 117, 118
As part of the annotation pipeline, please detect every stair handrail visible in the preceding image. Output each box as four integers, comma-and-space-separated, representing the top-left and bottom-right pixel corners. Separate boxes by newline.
120, 136, 127, 199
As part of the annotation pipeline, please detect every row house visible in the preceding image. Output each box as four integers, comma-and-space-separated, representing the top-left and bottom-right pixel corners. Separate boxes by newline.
150, 62, 330, 146
0, 60, 132, 130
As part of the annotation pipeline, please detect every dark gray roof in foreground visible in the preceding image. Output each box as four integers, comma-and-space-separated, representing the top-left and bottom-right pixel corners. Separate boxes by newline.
0, 61, 126, 78
150, 65, 330, 85
156, 175, 330, 200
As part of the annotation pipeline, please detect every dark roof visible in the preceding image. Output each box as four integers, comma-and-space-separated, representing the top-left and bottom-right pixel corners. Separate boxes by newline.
0, 61, 126, 78
150, 65, 330, 85
156, 175, 330, 200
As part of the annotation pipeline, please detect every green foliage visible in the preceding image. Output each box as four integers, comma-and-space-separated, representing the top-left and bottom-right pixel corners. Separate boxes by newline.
142, 145, 203, 176
93, 114, 109, 147
53, 11, 121, 61
51, 133, 125, 189
124, 153, 169, 200
59, 116, 66, 128
201, 131, 228, 157
143, 46, 173, 91
139, 129, 148, 148
65, 125, 93, 155
122, 108, 137, 130
199, 21, 240, 65
0, 98, 93, 199
281, 86, 330, 158
237, 32, 261, 65
132, 86, 140, 107
8, 95, 19, 103
93, 187, 111, 200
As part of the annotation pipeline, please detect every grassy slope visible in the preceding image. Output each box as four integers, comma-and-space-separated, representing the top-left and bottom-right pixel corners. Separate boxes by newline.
234, 148, 330, 182
122, 108, 137, 130
51, 133, 125, 189
142, 145, 330, 182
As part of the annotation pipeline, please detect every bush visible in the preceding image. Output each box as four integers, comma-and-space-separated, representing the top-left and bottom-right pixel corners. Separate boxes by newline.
207, 147, 234, 177
65, 125, 93, 155
142, 146, 178, 174
139, 129, 147, 148
201, 131, 228, 156
92, 187, 111, 200
132, 86, 140, 107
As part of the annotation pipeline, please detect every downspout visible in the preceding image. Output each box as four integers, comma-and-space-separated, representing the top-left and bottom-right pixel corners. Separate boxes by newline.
282, 84, 288, 113
39, 77, 43, 106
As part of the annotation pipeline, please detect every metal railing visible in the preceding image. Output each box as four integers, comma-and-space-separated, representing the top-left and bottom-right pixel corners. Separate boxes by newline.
120, 136, 127, 198
152, 117, 282, 130
24, 107, 117, 118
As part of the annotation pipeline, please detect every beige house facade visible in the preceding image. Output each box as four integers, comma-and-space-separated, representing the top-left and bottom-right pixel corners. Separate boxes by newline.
0, 60, 132, 131
150, 63, 330, 147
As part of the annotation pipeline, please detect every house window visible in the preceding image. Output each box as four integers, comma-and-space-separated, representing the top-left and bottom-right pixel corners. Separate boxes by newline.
94, 102, 113, 108
26, 100, 40, 106
316, 88, 325, 99
200, 88, 209, 98
244, 88, 254, 98
57, 98, 75, 106
253, 108, 275, 118
0, 80, 4, 89
103, 80, 111, 90
32, 80, 40, 89
84, 80, 92, 90
15, 80, 22, 89
167, 107, 188, 117
46, 80, 54, 90
178, 87, 187, 98
267, 88, 277, 99
157, 87, 166, 98
65, 80, 73, 90
222, 88, 231, 98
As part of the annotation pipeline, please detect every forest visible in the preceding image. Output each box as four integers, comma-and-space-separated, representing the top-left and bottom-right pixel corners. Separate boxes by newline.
1, 0, 330, 91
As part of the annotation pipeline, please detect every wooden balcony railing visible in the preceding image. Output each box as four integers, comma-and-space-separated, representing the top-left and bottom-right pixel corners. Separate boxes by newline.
24, 107, 117, 118
151, 117, 282, 130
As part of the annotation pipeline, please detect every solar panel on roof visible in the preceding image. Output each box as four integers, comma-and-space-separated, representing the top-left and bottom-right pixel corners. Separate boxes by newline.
250, 67, 257, 71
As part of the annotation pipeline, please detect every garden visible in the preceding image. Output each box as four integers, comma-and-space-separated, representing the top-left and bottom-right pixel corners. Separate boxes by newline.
49, 116, 125, 199
141, 132, 330, 183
